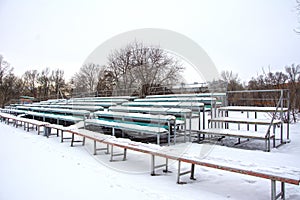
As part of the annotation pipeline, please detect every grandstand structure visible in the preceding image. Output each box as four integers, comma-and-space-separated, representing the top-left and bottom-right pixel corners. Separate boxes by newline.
1, 89, 290, 150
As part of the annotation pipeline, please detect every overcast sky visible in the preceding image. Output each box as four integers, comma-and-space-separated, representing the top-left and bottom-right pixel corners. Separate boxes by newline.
1, 0, 300, 83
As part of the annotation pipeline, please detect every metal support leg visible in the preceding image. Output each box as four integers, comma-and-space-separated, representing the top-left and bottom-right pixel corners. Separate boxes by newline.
190, 164, 196, 180
177, 161, 195, 184
151, 154, 155, 176
177, 161, 182, 184
163, 158, 169, 173
82, 137, 85, 146
71, 133, 75, 147
93, 140, 97, 155
271, 180, 285, 200
281, 182, 285, 199
61, 131, 64, 143
123, 149, 127, 161
110, 146, 127, 162
151, 155, 169, 176
271, 180, 276, 200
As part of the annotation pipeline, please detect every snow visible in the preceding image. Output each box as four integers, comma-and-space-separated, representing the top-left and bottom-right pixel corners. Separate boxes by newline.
122, 101, 205, 109
94, 110, 176, 121
109, 106, 192, 116
85, 119, 168, 133
1, 119, 300, 199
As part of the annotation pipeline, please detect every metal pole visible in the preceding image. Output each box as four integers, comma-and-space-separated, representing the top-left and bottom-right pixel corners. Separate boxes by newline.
271, 180, 276, 200
151, 155, 155, 176
177, 161, 181, 184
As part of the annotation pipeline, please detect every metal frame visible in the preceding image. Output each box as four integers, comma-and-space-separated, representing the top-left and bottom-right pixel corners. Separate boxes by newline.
151, 155, 170, 176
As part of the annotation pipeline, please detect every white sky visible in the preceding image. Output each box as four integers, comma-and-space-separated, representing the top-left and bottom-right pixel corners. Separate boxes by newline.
1, 0, 300, 83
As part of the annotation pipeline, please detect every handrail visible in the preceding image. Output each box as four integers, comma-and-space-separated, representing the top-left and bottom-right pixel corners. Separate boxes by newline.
226, 89, 289, 94
265, 91, 283, 138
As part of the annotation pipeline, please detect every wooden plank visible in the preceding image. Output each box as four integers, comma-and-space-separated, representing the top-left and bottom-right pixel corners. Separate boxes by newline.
178, 158, 300, 185
67, 128, 300, 185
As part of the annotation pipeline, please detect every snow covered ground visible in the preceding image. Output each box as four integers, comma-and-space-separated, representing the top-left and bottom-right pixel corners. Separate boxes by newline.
0, 117, 300, 200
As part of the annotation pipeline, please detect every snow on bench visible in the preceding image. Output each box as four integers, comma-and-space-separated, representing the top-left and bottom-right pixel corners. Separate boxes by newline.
199, 128, 274, 139
218, 106, 289, 112
122, 101, 204, 111
198, 128, 275, 151
45, 123, 82, 142
209, 117, 282, 125
67, 128, 300, 200
17, 106, 90, 116
59, 102, 117, 108
25, 111, 84, 123
94, 111, 186, 144
0, 112, 49, 134
134, 97, 216, 105
94, 110, 176, 121
84, 119, 169, 145
108, 106, 192, 117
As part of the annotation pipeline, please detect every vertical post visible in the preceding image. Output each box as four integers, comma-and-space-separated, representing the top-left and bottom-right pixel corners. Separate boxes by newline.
247, 112, 249, 131
190, 164, 195, 180
271, 180, 276, 200
93, 140, 97, 155
112, 127, 115, 136
71, 133, 75, 147
273, 125, 276, 147
225, 110, 229, 129
106, 144, 110, 154
287, 90, 290, 141
110, 145, 114, 162
254, 112, 257, 131
56, 129, 59, 137
177, 161, 181, 184
203, 106, 205, 130
174, 120, 177, 145
151, 154, 155, 176
61, 130, 64, 143
164, 158, 169, 173
280, 90, 284, 144
189, 110, 193, 142
168, 121, 171, 145
281, 182, 285, 199
184, 114, 187, 142
82, 137, 85, 146
123, 148, 127, 161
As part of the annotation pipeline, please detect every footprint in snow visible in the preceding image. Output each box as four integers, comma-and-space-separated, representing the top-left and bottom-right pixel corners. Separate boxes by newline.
243, 179, 256, 184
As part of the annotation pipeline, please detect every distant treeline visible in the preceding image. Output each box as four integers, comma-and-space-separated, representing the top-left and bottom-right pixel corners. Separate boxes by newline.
1, 54, 300, 122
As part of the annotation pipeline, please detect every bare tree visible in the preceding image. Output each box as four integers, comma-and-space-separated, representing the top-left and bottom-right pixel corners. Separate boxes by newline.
22, 70, 39, 97
0, 55, 22, 107
220, 70, 244, 91
72, 63, 101, 96
96, 67, 115, 96
37, 68, 50, 100
285, 64, 300, 122
0, 55, 11, 86
107, 41, 184, 96
50, 69, 65, 98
